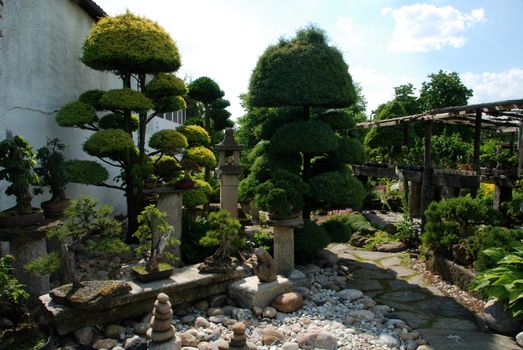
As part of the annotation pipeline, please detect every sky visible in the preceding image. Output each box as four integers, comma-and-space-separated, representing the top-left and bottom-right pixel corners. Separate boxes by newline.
94, 0, 523, 120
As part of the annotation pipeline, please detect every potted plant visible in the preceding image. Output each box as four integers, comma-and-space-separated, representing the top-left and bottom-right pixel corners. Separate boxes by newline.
34, 138, 70, 218
132, 205, 179, 282
198, 210, 245, 274
0, 132, 43, 227
174, 159, 199, 189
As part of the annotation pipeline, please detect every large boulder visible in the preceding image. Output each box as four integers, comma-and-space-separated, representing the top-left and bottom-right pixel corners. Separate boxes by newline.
271, 292, 303, 313
483, 299, 521, 335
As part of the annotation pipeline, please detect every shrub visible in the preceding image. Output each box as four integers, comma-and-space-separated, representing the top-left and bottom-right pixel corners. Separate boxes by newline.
64, 160, 109, 185
98, 113, 139, 131
321, 220, 351, 243
153, 155, 181, 182
83, 129, 135, 160
308, 171, 366, 210
177, 124, 211, 146
149, 129, 188, 153
100, 88, 153, 113
183, 180, 212, 208
0, 255, 28, 303
199, 210, 245, 250
394, 215, 420, 248
181, 214, 215, 264
364, 230, 397, 251
469, 226, 523, 271
269, 120, 338, 155
186, 146, 217, 169
294, 220, 330, 262
470, 246, 523, 320
251, 231, 274, 255
145, 73, 187, 99
79, 89, 105, 109
56, 101, 97, 127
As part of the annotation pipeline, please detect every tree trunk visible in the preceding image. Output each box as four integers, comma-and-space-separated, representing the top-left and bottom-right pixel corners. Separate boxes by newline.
60, 238, 80, 291
302, 105, 311, 220
15, 188, 32, 213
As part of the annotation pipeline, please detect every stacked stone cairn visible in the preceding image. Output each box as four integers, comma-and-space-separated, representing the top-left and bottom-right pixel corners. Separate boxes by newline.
229, 322, 249, 350
147, 293, 176, 343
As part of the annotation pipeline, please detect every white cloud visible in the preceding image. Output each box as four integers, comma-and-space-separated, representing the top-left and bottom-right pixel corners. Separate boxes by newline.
334, 16, 367, 48
383, 4, 486, 52
461, 68, 523, 104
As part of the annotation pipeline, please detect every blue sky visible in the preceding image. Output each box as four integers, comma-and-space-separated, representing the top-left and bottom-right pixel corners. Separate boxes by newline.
95, 0, 523, 119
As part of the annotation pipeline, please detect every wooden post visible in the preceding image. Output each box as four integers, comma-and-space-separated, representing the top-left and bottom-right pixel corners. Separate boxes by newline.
472, 110, 482, 197
421, 122, 433, 232
518, 121, 523, 176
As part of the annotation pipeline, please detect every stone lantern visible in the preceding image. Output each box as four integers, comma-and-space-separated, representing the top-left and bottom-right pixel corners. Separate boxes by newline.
215, 128, 243, 218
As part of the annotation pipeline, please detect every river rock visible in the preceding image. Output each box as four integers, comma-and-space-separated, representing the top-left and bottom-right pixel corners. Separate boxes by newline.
195, 316, 210, 328
484, 298, 521, 334
93, 338, 117, 349
378, 333, 400, 349
337, 288, 363, 302
262, 306, 277, 318
105, 324, 125, 339
74, 326, 93, 345
262, 328, 285, 345
271, 292, 303, 313
297, 331, 337, 350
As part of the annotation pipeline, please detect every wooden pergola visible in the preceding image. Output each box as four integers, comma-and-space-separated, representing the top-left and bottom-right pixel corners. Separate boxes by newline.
357, 98, 523, 229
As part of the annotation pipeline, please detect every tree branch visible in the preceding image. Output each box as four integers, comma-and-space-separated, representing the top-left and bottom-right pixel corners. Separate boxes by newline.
97, 157, 120, 168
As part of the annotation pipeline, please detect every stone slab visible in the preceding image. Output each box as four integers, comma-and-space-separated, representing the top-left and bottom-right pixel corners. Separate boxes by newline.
419, 328, 520, 350
39, 264, 245, 335
345, 279, 383, 292
379, 256, 402, 267
228, 275, 292, 309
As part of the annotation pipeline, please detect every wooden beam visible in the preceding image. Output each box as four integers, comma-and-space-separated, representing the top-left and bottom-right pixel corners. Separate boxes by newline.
472, 110, 482, 197
519, 121, 523, 176
421, 122, 433, 233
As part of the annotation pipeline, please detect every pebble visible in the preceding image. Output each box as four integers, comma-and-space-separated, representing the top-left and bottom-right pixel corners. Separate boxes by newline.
92, 338, 117, 349
378, 333, 401, 349
263, 307, 277, 319
516, 331, 523, 347
195, 316, 210, 328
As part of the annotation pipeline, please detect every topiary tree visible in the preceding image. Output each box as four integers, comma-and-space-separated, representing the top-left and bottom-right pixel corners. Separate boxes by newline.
56, 13, 187, 237
243, 25, 365, 219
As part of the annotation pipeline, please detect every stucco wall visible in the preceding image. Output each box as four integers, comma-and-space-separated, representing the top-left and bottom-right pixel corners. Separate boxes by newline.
0, 0, 182, 214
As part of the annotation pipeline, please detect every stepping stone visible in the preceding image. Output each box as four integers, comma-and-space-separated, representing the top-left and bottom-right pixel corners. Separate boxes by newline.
387, 279, 416, 291
379, 256, 402, 267
412, 298, 473, 318
351, 268, 395, 280
352, 250, 393, 261
430, 317, 478, 331
388, 265, 416, 277
419, 329, 520, 350
346, 279, 383, 292
379, 290, 427, 303
392, 310, 431, 329
377, 300, 418, 313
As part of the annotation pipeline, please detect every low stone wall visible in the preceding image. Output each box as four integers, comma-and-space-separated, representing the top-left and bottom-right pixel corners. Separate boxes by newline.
424, 251, 478, 294
39, 265, 245, 335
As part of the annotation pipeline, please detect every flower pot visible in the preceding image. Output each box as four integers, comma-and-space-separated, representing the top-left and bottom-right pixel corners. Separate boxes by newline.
42, 199, 70, 218
132, 263, 174, 282
0, 209, 44, 228
144, 178, 157, 190
174, 180, 195, 190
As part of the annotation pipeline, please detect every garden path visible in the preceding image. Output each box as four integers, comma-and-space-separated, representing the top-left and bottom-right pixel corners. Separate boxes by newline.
328, 244, 520, 350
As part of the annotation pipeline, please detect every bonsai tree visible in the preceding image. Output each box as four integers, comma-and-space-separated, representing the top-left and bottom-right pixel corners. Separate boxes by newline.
25, 196, 128, 291
187, 77, 230, 134
243, 26, 365, 219
35, 138, 68, 203
56, 12, 186, 237
198, 210, 245, 273
0, 132, 40, 215
133, 205, 179, 273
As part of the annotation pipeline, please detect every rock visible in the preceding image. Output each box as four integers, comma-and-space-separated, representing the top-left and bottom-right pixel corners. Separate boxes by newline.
230, 322, 248, 349
399, 331, 420, 340
288, 269, 306, 280
230, 308, 252, 321
124, 336, 147, 349
197, 342, 213, 350
148, 293, 177, 343
0, 317, 13, 328
375, 242, 406, 253
297, 331, 337, 350
484, 298, 521, 334
74, 326, 93, 345
378, 333, 400, 349
182, 347, 198, 350
217, 340, 229, 350
210, 294, 227, 308
195, 316, 210, 328
262, 328, 285, 345
113, 346, 125, 350
252, 306, 263, 317
228, 276, 293, 309
355, 296, 376, 309
208, 308, 224, 316
209, 315, 226, 323
349, 232, 367, 247
281, 342, 299, 350
315, 249, 339, 266
252, 247, 277, 283
271, 292, 303, 313
294, 286, 311, 299
337, 288, 363, 301
180, 332, 198, 347
93, 338, 117, 349
415, 346, 435, 350
405, 340, 418, 350
517, 332, 523, 347
194, 300, 209, 312
105, 324, 125, 339
133, 313, 152, 335
246, 342, 257, 350
262, 306, 277, 318
182, 314, 196, 324
302, 264, 321, 275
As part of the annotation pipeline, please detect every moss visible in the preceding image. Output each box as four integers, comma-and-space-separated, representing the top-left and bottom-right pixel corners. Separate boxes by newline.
145, 73, 187, 99
100, 88, 153, 113
98, 113, 139, 131
133, 262, 172, 274
83, 129, 135, 159
177, 124, 211, 146
188, 76, 224, 103
154, 96, 187, 113
82, 12, 181, 74
56, 101, 97, 127
149, 129, 188, 152
79, 89, 105, 110
186, 146, 216, 168
64, 160, 109, 184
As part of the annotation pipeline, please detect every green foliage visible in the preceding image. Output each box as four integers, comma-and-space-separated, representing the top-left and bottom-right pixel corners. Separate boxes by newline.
308, 171, 366, 210
319, 109, 356, 131
35, 138, 68, 198
186, 146, 216, 168
83, 129, 135, 160
252, 231, 274, 255
145, 73, 187, 99
56, 101, 97, 127
394, 214, 420, 248
470, 246, 523, 319
81, 12, 181, 74
24, 252, 60, 275
239, 174, 258, 203
248, 25, 355, 108
149, 129, 188, 153
470, 226, 523, 271
153, 155, 181, 182
0, 255, 29, 303
0, 134, 40, 212
270, 120, 338, 155
100, 88, 153, 113
480, 139, 517, 169
98, 113, 139, 131
183, 180, 212, 208
181, 214, 215, 264
364, 231, 398, 251
177, 124, 211, 146
134, 205, 179, 264
321, 219, 352, 243
422, 196, 500, 254
154, 96, 187, 114
199, 210, 245, 249
419, 70, 473, 111
79, 89, 105, 109
188, 76, 224, 104
294, 220, 330, 260
329, 212, 374, 234
255, 170, 308, 217
64, 160, 109, 184
432, 132, 471, 168
333, 137, 366, 164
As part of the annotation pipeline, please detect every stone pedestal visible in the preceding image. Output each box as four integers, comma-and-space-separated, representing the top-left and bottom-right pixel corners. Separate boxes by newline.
269, 216, 304, 277
156, 188, 184, 264
220, 174, 240, 218
409, 181, 422, 218
228, 275, 292, 309
493, 182, 512, 210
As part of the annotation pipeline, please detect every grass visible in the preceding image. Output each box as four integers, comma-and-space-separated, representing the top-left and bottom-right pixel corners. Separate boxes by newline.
132, 262, 173, 275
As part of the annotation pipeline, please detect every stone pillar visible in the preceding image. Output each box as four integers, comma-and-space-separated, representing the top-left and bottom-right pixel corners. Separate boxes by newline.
441, 185, 459, 199
11, 236, 49, 306
156, 189, 184, 264
493, 180, 512, 210
220, 174, 240, 219
409, 181, 422, 218
269, 216, 304, 276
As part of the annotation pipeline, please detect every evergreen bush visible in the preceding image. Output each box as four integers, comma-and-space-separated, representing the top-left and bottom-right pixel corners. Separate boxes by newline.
294, 220, 330, 261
